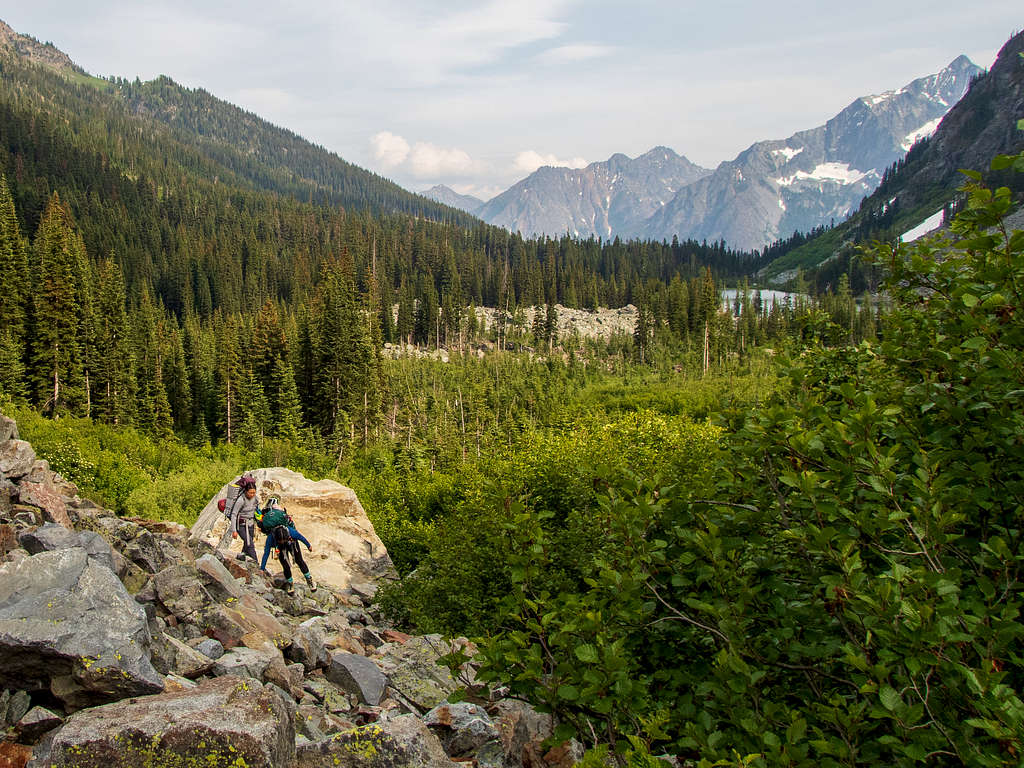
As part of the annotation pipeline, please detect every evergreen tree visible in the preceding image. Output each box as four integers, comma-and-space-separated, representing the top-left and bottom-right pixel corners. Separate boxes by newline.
93, 256, 135, 425
0, 331, 27, 403
0, 175, 29, 346
271, 357, 304, 441
29, 193, 87, 416
236, 367, 271, 451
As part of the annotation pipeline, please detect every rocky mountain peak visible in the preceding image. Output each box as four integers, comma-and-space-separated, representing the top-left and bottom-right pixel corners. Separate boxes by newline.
0, 19, 78, 73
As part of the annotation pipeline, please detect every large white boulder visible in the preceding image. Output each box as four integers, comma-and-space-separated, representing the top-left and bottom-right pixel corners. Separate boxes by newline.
189, 468, 395, 595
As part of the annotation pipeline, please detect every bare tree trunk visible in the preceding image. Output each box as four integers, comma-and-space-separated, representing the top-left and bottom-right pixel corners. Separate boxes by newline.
458, 385, 466, 461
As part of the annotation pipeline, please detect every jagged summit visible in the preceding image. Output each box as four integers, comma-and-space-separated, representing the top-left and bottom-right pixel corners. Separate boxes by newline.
477, 146, 711, 238
475, 55, 982, 250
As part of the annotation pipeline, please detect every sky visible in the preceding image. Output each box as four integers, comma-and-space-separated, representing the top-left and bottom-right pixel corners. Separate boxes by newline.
3, 2, 1021, 200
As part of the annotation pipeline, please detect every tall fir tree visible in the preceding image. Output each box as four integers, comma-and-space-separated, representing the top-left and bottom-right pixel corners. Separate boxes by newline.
93, 256, 136, 425
0, 175, 29, 346
29, 193, 88, 416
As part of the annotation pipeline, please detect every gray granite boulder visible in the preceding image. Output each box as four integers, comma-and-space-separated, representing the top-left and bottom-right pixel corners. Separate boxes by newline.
0, 439, 35, 481
326, 651, 387, 706
28, 676, 294, 768
424, 701, 500, 757
0, 547, 163, 708
295, 715, 459, 767
17, 524, 118, 572
15, 705, 63, 744
287, 617, 330, 671
195, 552, 244, 600
374, 634, 459, 712
152, 563, 213, 621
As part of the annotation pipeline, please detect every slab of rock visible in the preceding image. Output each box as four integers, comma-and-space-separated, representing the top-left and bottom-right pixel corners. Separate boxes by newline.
195, 552, 244, 600
424, 702, 499, 757
326, 652, 387, 706
16, 481, 71, 529
28, 676, 294, 768
15, 706, 63, 744
374, 635, 459, 712
4, 689, 31, 725
288, 618, 330, 671
492, 699, 557, 768
0, 523, 16, 557
153, 633, 215, 679
213, 647, 276, 680
295, 715, 459, 767
0, 413, 17, 442
189, 468, 397, 595
193, 637, 225, 660
0, 548, 163, 708
161, 673, 198, 693
0, 440, 35, 481
16, 525, 117, 573
152, 563, 212, 620
196, 604, 249, 649
223, 593, 291, 646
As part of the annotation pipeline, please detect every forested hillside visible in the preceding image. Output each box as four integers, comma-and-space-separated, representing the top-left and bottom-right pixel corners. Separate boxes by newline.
2, 16, 1024, 767
0, 27, 811, 453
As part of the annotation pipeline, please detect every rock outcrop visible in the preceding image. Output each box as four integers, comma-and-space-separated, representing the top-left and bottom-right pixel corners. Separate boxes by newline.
190, 468, 397, 595
0, 411, 573, 767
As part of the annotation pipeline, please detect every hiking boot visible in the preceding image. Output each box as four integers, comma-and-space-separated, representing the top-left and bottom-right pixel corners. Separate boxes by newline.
285, 581, 295, 596
235, 553, 247, 562
305, 575, 317, 592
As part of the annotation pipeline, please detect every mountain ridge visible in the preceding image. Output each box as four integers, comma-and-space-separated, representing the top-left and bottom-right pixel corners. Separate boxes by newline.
476, 146, 711, 239
476, 56, 981, 250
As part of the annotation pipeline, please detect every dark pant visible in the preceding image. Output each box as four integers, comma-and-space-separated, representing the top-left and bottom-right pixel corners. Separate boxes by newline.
236, 518, 257, 560
278, 541, 309, 581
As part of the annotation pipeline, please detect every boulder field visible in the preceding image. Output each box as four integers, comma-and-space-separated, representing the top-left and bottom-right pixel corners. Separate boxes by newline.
0, 412, 580, 768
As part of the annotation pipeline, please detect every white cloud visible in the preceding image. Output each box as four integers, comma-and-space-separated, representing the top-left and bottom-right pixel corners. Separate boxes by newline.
371, 132, 411, 167
513, 150, 588, 175
538, 44, 615, 63
320, 0, 577, 85
409, 142, 474, 177
372, 132, 476, 179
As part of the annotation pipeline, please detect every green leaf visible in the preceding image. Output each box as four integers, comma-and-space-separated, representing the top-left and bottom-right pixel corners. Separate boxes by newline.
556, 684, 579, 701
574, 644, 599, 663
879, 686, 901, 712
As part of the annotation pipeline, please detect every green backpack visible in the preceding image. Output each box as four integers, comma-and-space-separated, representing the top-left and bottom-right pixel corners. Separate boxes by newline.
257, 504, 290, 534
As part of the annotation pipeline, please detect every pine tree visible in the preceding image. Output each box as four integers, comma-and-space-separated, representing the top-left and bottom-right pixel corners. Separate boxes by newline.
0, 175, 29, 346
699, 267, 717, 376
0, 331, 27, 403
93, 256, 135, 425
236, 368, 271, 451
215, 313, 244, 443
271, 357, 304, 441
313, 255, 377, 444
29, 193, 87, 416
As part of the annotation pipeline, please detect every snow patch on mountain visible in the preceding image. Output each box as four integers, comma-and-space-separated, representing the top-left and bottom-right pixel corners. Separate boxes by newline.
899, 209, 945, 242
772, 147, 804, 161
902, 118, 943, 151
776, 163, 869, 187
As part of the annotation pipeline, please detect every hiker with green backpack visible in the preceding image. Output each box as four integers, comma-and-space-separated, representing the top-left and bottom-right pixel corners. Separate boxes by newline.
257, 497, 316, 595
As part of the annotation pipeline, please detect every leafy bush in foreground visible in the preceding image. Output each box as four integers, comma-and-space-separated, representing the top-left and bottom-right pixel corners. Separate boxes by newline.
477, 156, 1024, 767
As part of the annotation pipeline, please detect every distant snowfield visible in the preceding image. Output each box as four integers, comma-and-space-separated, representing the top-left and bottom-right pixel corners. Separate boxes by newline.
902, 118, 942, 151
772, 147, 804, 161
899, 209, 945, 242
776, 163, 869, 187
